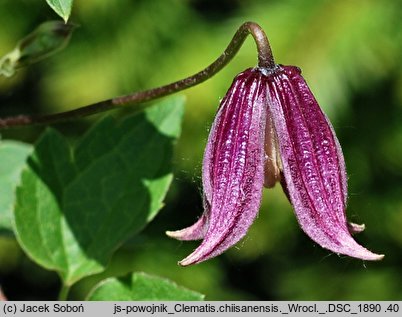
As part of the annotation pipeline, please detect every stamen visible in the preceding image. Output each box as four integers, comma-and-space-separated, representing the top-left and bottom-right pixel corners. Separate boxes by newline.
263, 114, 282, 188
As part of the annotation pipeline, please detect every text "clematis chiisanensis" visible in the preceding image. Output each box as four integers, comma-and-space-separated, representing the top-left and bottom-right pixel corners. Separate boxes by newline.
167, 64, 384, 266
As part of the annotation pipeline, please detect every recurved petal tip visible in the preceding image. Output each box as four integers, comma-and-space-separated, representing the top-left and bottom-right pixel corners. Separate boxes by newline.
364, 252, 384, 261
372, 253, 385, 261
344, 249, 384, 261
348, 222, 366, 234
166, 212, 209, 241
178, 254, 199, 267
330, 230, 384, 261
165, 228, 200, 241
165, 230, 182, 239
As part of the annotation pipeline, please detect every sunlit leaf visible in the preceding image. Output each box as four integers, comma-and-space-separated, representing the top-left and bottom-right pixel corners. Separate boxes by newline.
0, 141, 32, 234
46, 0, 74, 22
14, 97, 184, 285
87, 272, 204, 301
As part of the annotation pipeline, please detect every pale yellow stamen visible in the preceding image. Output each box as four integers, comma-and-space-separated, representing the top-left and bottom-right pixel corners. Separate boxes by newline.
264, 115, 282, 188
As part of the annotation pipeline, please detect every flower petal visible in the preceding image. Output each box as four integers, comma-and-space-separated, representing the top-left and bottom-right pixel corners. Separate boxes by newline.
179, 69, 267, 266
165, 195, 210, 241
267, 65, 383, 261
166, 85, 222, 242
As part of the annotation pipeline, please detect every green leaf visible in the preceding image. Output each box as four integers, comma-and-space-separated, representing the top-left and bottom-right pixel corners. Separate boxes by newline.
0, 141, 32, 234
87, 272, 204, 301
46, 0, 74, 22
0, 21, 75, 77
14, 97, 184, 285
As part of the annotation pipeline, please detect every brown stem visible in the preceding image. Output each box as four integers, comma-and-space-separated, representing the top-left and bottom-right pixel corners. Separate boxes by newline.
0, 21, 275, 129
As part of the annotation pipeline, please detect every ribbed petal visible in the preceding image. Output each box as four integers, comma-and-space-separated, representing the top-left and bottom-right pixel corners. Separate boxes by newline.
266, 65, 383, 261
165, 85, 222, 242
177, 69, 267, 266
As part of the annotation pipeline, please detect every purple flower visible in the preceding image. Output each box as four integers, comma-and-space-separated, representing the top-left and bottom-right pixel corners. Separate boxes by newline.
167, 65, 384, 266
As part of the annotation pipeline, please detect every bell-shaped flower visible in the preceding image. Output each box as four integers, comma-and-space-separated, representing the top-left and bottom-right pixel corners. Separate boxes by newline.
167, 65, 384, 266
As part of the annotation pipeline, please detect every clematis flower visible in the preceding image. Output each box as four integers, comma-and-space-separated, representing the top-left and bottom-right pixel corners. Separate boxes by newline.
167, 65, 384, 266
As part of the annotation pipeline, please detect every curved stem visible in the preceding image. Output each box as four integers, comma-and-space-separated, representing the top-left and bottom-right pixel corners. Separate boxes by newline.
0, 21, 275, 129
245, 22, 275, 69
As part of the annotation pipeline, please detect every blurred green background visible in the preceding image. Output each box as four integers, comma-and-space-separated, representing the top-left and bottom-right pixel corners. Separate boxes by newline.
1, 0, 401, 300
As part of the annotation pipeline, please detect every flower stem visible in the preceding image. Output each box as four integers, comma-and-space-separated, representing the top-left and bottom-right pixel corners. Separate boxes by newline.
244, 22, 275, 69
0, 21, 275, 129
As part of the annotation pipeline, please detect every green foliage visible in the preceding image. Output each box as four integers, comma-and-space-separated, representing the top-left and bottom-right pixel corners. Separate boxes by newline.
46, 0, 73, 22
0, 141, 32, 233
0, 21, 74, 77
14, 97, 184, 286
87, 272, 204, 301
